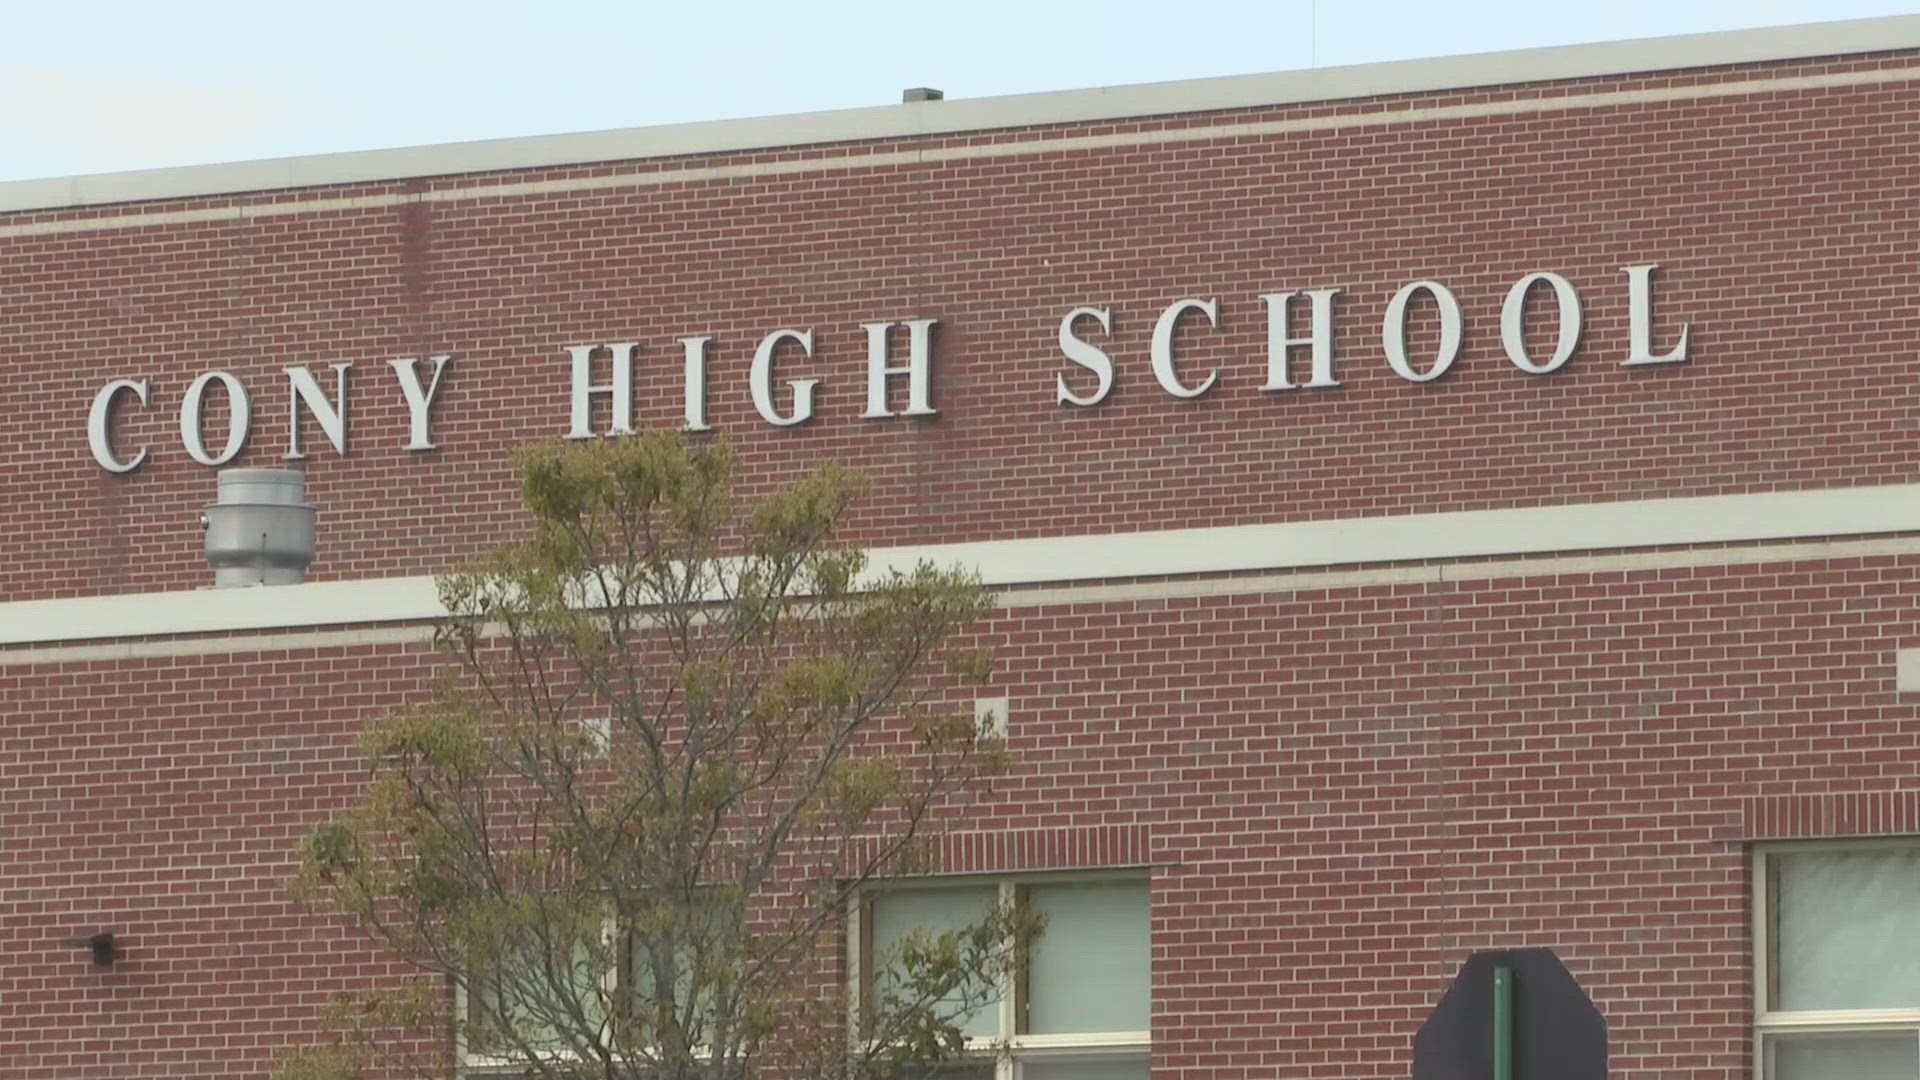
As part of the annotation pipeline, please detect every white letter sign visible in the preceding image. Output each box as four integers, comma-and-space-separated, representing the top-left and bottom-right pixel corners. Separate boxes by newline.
1151, 298, 1220, 399
860, 318, 938, 419
88, 378, 149, 474
180, 371, 251, 467
567, 342, 636, 439
752, 329, 817, 427
284, 363, 351, 459
1383, 281, 1462, 384
74, 260, 1704, 471
1056, 307, 1115, 407
1261, 289, 1340, 390
1622, 263, 1690, 366
388, 355, 452, 450
679, 336, 712, 433
1501, 272, 1582, 375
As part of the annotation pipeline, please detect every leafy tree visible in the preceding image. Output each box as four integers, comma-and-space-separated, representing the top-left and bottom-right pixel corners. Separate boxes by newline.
284, 433, 1028, 1080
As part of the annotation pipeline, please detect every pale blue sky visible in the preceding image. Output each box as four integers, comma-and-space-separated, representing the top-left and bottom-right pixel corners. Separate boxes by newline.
1, 0, 1916, 182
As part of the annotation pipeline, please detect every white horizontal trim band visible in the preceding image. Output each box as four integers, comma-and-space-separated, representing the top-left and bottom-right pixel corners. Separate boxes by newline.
10, 62, 1918, 241
8, 535, 1918, 666
1755, 1008, 1920, 1028
0, 15, 1915, 216
4, 482, 1919, 647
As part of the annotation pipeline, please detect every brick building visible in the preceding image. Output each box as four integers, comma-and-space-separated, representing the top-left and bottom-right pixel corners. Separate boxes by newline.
5, 15, 1920, 1078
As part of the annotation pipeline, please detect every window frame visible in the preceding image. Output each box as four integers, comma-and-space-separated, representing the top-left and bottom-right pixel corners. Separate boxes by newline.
1752, 839, 1920, 1079
849, 869, 1152, 1080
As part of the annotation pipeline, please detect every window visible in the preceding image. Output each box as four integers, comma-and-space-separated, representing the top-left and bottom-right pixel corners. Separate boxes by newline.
460, 893, 741, 1073
1755, 842, 1920, 1079
463, 923, 614, 1065
625, 892, 743, 1052
856, 875, 1151, 1080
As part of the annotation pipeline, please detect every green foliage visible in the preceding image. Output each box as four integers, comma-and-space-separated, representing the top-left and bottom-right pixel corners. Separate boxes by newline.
864, 897, 1043, 1071
286, 432, 1008, 1080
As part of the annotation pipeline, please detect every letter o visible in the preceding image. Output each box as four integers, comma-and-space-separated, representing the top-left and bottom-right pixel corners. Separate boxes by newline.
1501, 271, 1583, 374
1382, 280, 1462, 384
180, 371, 252, 466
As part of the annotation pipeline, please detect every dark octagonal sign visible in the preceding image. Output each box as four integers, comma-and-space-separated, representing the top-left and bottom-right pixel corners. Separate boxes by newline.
1413, 948, 1607, 1080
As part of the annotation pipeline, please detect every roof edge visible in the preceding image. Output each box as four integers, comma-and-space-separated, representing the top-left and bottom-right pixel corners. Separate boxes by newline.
4, 14, 1918, 215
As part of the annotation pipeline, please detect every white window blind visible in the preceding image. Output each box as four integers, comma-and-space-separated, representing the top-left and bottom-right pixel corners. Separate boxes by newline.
869, 885, 1002, 1038
1020, 1056, 1152, 1080
1027, 881, 1151, 1034
627, 894, 740, 1041
1776, 848, 1920, 1011
470, 935, 606, 1056
1764, 1031, 1920, 1080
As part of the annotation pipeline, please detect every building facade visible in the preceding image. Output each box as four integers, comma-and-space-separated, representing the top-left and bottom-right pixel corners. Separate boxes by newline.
5, 15, 1920, 1078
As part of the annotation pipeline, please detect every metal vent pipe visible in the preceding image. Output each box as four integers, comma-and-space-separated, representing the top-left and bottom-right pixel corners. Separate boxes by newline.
201, 468, 315, 587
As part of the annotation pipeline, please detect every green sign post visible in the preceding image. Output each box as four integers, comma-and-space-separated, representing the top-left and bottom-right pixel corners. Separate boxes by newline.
1492, 965, 1513, 1080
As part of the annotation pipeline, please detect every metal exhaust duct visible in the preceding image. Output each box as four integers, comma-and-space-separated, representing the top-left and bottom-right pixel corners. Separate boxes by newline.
200, 468, 315, 587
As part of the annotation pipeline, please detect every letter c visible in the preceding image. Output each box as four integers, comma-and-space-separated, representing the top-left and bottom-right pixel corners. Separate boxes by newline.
88, 378, 150, 473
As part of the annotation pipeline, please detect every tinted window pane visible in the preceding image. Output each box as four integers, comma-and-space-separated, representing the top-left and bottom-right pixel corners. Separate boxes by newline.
1021, 1054, 1151, 1080
469, 935, 606, 1056
878, 1065, 995, 1080
916, 1066, 995, 1080
1766, 1031, 1918, 1080
1776, 849, 1920, 1010
628, 894, 741, 1044
870, 887, 1002, 1038
1026, 881, 1150, 1034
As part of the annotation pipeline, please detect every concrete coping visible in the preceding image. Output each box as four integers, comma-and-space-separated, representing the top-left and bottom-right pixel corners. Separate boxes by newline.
2, 15, 1918, 215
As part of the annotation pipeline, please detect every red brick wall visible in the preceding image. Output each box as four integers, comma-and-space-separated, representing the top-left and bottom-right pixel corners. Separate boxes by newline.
0, 639, 438, 1077
7, 42, 1920, 1080
8, 549, 1920, 1076
3, 51, 1918, 601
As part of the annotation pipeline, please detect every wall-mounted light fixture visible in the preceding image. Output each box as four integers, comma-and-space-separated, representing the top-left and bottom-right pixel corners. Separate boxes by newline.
59, 932, 118, 967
